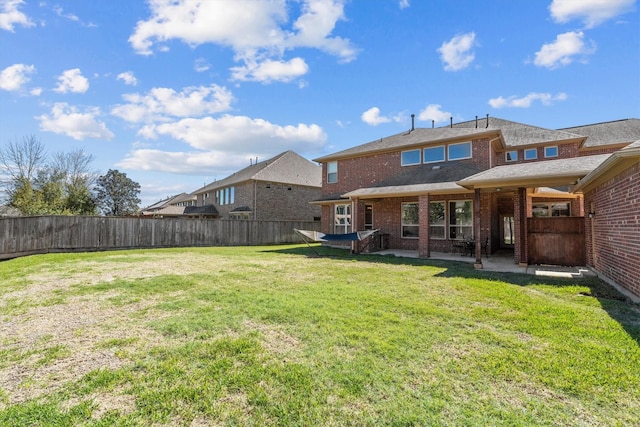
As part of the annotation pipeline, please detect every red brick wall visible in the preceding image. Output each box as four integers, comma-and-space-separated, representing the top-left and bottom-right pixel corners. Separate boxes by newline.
321, 138, 492, 196
584, 162, 640, 299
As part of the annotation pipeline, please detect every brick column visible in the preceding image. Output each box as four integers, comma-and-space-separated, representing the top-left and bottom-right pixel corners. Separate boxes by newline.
514, 187, 528, 266
418, 194, 430, 258
474, 189, 483, 268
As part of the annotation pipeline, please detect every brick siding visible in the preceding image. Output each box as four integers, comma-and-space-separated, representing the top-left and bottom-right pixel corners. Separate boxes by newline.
584, 162, 640, 299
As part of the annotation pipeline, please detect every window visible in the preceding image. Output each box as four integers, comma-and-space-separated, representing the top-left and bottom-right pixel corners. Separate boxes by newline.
544, 146, 558, 158
364, 204, 373, 230
401, 149, 421, 166
505, 151, 518, 162
401, 203, 419, 238
216, 186, 235, 205
524, 148, 537, 160
449, 200, 473, 240
532, 202, 570, 217
334, 204, 351, 234
423, 146, 445, 163
429, 202, 445, 239
327, 161, 337, 183
448, 142, 472, 160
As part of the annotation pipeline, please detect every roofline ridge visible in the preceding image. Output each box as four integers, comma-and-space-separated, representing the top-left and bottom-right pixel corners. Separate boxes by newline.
558, 118, 640, 130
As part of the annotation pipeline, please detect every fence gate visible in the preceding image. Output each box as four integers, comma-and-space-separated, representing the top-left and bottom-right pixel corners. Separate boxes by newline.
528, 217, 585, 266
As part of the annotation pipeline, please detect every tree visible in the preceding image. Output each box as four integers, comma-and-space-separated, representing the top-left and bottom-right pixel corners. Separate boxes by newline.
94, 169, 141, 216
0, 136, 98, 215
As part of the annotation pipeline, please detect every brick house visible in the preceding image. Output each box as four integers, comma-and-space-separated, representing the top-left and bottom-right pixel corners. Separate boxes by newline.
192, 150, 321, 221
573, 140, 640, 301
313, 117, 640, 281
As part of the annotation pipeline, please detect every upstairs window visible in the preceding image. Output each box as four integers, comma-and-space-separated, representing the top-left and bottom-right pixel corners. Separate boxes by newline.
401, 149, 421, 166
327, 161, 338, 183
524, 148, 537, 160
448, 142, 472, 161
544, 146, 558, 158
423, 146, 445, 163
505, 151, 518, 162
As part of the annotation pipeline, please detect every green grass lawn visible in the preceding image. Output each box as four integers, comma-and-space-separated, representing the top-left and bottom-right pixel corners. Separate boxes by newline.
0, 245, 639, 426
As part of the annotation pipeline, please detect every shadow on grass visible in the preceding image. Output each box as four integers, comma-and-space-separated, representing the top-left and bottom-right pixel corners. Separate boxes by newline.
264, 244, 640, 346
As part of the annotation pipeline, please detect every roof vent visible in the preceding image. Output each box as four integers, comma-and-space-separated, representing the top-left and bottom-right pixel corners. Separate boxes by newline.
411, 114, 415, 131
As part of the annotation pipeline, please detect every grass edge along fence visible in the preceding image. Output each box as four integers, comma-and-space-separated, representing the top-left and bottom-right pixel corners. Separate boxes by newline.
0, 216, 321, 260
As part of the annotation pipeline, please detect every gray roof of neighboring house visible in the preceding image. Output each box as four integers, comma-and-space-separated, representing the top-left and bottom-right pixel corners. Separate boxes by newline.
149, 205, 219, 217
451, 117, 584, 147
170, 192, 197, 205
194, 150, 321, 194
559, 118, 640, 148
458, 154, 610, 188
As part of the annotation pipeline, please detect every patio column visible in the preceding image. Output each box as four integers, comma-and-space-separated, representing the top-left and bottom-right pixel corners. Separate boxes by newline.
419, 193, 430, 258
514, 187, 528, 266
474, 189, 483, 269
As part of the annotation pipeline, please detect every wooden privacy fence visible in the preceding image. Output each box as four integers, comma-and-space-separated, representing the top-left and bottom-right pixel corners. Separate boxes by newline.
0, 216, 321, 260
528, 217, 585, 266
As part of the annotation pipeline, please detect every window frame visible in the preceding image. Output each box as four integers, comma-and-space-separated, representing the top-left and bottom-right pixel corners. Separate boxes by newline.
505, 150, 518, 162
449, 200, 473, 240
429, 201, 446, 240
401, 202, 419, 239
448, 141, 472, 161
327, 161, 338, 184
532, 202, 571, 217
544, 146, 558, 158
401, 149, 421, 166
524, 148, 538, 160
334, 203, 352, 234
423, 146, 445, 164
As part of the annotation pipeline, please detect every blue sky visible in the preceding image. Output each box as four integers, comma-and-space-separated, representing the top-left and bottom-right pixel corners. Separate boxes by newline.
1, 0, 638, 207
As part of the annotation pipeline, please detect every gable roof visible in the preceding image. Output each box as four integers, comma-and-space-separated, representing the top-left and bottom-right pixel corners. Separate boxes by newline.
193, 150, 321, 195
457, 154, 610, 190
451, 117, 585, 148
559, 118, 640, 149
314, 128, 500, 162
142, 192, 191, 211
573, 140, 640, 193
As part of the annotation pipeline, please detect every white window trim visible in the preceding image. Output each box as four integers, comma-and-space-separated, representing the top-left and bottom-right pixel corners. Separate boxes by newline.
449, 199, 473, 240
505, 150, 518, 162
327, 161, 338, 184
524, 148, 537, 160
401, 149, 421, 166
429, 201, 446, 240
401, 202, 419, 239
544, 146, 558, 158
334, 203, 351, 234
423, 145, 445, 164
447, 141, 472, 161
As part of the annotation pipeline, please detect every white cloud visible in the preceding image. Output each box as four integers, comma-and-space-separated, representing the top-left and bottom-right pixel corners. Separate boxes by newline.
30, 87, 42, 96
128, 0, 357, 83
194, 58, 210, 72
549, 0, 635, 28
111, 84, 234, 123
0, 63, 34, 91
438, 32, 477, 71
361, 107, 405, 126
37, 102, 115, 140
417, 104, 451, 124
230, 57, 309, 83
117, 71, 138, 86
534, 31, 596, 69
488, 92, 568, 108
54, 68, 89, 93
0, 0, 34, 31
138, 114, 327, 153
399, 0, 410, 10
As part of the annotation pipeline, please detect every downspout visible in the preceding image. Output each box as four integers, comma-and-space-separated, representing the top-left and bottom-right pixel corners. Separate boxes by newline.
253, 181, 257, 220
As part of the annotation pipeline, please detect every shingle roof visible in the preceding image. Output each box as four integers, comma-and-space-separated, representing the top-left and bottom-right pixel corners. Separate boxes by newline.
458, 154, 610, 189
451, 117, 584, 147
313, 128, 498, 162
559, 118, 640, 148
193, 150, 321, 195
147, 204, 219, 217
573, 139, 640, 192
343, 182, 468, 198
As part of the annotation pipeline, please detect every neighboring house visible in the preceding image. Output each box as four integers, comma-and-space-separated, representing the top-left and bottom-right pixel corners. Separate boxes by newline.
573, 140, 640, 301
140, 193, 208, 218
313, 117, 640, 278
192, 150, 321, 221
